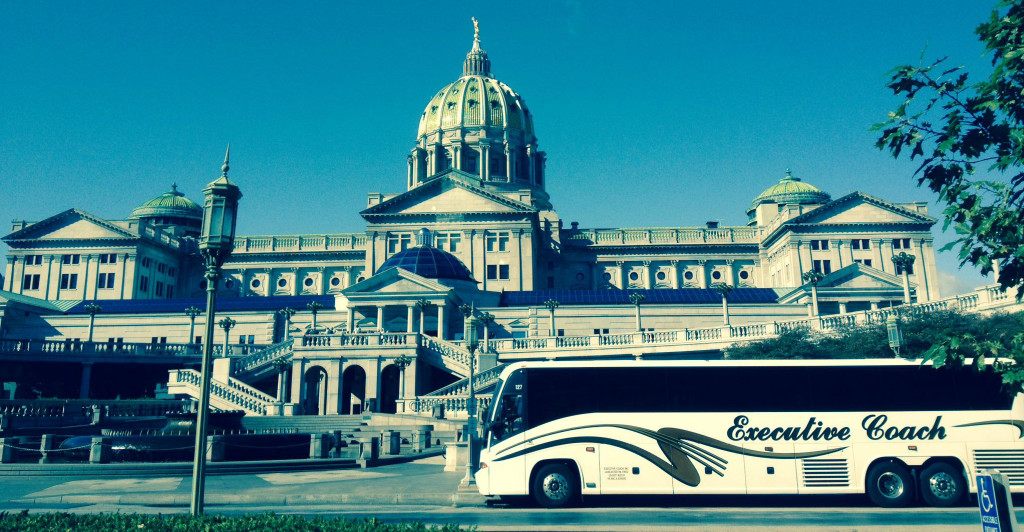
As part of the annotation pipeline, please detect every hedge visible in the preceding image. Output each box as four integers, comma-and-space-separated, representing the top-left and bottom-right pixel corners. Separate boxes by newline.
0, 511, 473, 532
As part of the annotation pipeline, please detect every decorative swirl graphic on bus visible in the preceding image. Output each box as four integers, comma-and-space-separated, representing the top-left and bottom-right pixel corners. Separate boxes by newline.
492, 423, 845, 487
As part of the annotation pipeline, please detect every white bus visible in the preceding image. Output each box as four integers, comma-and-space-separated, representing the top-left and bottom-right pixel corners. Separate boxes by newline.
475, 359, 1024, 508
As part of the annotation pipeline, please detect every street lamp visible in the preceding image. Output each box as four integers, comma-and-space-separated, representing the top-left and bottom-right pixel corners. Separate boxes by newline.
802, 270, 825, 316
190, 146, 242, 517
277, 307, 297, 340
306, 301, 325, 329
218, 317, 236, 356
629, 292, 646, 332
886, 313, 904, 357
184, 306, 201, 345
891, 252, 916, 304
83, 303, 102, 342
711, 283, 734, 325
461, 315, 480, 487
544, 299, 560, 336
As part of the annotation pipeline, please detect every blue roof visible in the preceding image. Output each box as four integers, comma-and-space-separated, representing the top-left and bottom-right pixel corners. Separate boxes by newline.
65, 295, 335, 315
377, 246, 474, 281
498, 288, 779, 307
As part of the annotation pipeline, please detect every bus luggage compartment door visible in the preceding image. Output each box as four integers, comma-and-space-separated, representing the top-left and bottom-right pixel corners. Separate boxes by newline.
743, 443, 798, 494
598, 442, 673, 494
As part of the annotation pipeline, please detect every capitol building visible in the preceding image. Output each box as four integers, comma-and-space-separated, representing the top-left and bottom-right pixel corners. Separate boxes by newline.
0, 25, 953, 414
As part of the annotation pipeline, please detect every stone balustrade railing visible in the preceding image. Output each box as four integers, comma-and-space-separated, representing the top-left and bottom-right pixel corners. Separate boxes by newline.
297, 332, 419, 349
232, 339, 295, 375
0, 399, 189, 418
563, 226, 760, 246
231, 233, 367, 254
422, 364, 506, 398
407, 395, 492, 417
418, 335, 472, 371
0, 338, 266, 360
170, 369, 273, 415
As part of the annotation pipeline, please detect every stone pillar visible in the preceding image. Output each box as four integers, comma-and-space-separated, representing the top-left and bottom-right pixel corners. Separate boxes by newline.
526, 145, 536, 185
290, 359, 305, 408
453, 145, 462, 170
89, 437, 110, 463
643, 260, 652, 289
438, 305, 447, 340
798, 242, 813, 279
310, 433, 330, 459
83, 254, 98, 300
513, 229, 524, 290
347, 307, 355, 332
480, 144, 490, 180
406, 305, 415, 333
79, 362, 92, 399
12, 257, 24, 294
615, 261, 625, 289
406, 154, 414, 188
724, 260, 735, 286
838, 302, 848, 315
376, 306, 384, 332
505, 145, 513, 182
206, 435, 225, 462
42, 254, 54, 299
696, 260, 708, 289
38, 434, 56, 464
920, 239, 939, 301
669, 260, 679, 289
3, 257, 14, 292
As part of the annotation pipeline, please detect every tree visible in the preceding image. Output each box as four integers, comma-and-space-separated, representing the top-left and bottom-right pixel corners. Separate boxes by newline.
874, 1, 1024, 296
875, 0, 1024, 389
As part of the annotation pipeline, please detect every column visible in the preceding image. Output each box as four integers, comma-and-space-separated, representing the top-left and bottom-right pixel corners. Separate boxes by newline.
376, 306, 384, 332
526, 145, 536, 185
831, 240, 846, 269
290, 268, 298, 296
919, 239, 939, 301
615, 261, 625, 289
838, 302, 848, 315
505, 145, 513, 182
290, 359, 306, 406
453, 145, 462, 170
427, 148, 435, 178
318, 266, 327, 295
513, 229, 524, 290
480, 144, 490, 180
82, 254, 97, 300
45, 255, 57, 300
4, 257, 14, 292
696, 260, 708, 289
54, 256, 64, 300
437, 305, 446, 340
669, 260, 679, 289
724, 260, 735, 286
407, 154, 414, 188
12, 257, 24, 294
347, 307, 355, 333
406, 305, 415, 333
79, 363, 92, 399
118, 253, 130, 299
798, 242, 813, 277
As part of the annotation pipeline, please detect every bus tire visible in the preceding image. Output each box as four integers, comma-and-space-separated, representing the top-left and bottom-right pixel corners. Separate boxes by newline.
866, 461, 915, 508
532, 463, 578, 508
919, 463, 966, 507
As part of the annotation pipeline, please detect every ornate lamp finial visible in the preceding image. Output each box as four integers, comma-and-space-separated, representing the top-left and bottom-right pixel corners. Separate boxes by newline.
221, 144, 230, 177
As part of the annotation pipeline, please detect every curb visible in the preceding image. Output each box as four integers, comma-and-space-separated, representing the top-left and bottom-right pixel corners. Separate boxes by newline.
12, 490, 489, 508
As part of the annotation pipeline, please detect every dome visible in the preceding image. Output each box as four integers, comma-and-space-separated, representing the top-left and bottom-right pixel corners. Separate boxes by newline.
377, 246, 475, 282
130, 184, 203, 221
416, 76, 533, 139
748, 170, 830, 214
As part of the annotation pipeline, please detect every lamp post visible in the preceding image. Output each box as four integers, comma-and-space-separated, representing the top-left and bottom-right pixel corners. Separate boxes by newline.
218, 317, 236, 356
544, 299, 560, 336
802, 270, 825, 316
277, 307, 297, 340
190, 146, 242, 517
886, 313, 904, 357
891, 252, 916, 304
477, 312, 495, 353
711, 283, 733, 325
306, 301, 325, 329
461, 315, 479, 487
393, 353, 413, 401
83, 303, 102, 342
629, 292, 646, 332
184, 306, 201, 345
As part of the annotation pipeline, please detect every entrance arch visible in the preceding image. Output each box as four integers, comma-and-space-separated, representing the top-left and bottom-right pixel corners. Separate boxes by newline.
303, 366, 328, 415
342, 365, 366, 415
379, 364, 401, 414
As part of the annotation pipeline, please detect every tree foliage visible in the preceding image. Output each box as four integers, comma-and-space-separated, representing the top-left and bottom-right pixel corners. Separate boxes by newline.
874, 0, 1024, 296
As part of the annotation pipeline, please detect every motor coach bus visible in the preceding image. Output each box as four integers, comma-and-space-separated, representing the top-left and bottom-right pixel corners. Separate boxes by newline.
475, 359, 1023, 508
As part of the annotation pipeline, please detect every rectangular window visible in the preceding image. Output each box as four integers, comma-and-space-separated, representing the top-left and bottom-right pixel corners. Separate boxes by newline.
895, 262, 915, 275
155, 281, 164, 297
22, 274, 40, 290
892, 238, 912, 249
61, 254, 80, 265
166, 285, 173, 298
194, 335, 202, 344
486, 232, 510, 252
239, 335, 247, 344
157, 263, 166, 273
248, 334, 255, 344
809, 239, 829, 251
98, 253, 117, 264
97, 272, 115, 289
387, 234, 412, 254
23, 254, 43, 265
486, 264, 510, 280
812, 259, 832, 275
854, 259, 873, 267
435, 232, 462, 252
139, 276, 149, 292
850, 239, 870, 250
168, 267, 176, 276
141, 257, 152, 267
60, 273, 78, 290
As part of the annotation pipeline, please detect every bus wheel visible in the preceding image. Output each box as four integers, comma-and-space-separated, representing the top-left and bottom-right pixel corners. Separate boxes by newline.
532, 463, 578, 508
919, 463, 965, 507
866, 461, 915, 508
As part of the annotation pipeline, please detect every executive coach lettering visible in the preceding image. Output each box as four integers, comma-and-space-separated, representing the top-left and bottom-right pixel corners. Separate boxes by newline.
861, 414, 947, 440
727, 415, 852, 442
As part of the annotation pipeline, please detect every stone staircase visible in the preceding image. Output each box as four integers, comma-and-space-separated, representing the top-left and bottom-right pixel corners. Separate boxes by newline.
167, 369, 277, 416
231, 339, 295, 381
416, 335, 472, 378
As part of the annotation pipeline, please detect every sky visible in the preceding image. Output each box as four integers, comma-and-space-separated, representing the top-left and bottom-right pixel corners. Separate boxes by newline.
0, 1, 1005, 295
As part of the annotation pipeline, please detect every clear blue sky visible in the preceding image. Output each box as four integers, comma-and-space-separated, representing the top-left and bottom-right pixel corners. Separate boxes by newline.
0, 1, 1002, 294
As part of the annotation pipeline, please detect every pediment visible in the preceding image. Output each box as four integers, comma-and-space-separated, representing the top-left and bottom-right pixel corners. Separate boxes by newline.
818, 264, 906, 290
361, 172, 535, 219
789, 193, 934, 226
3, 209, 137, 242
342, 267, 451, 297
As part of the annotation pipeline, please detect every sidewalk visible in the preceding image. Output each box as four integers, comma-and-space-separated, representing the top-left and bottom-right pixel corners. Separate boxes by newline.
1, 454, 488, 508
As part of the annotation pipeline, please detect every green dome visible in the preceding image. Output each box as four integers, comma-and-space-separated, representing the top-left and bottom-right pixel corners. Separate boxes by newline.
748, 170, 830, 214
130, 184, 203, 221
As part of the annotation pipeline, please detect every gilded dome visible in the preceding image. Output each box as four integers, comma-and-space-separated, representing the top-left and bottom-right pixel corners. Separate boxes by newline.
748, 170, 830, 214
130, 184, 203, 221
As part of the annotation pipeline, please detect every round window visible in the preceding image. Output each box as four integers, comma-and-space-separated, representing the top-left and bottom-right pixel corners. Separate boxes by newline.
603, 272, 612, 281
656, 271, 666, 281
739, 270, 750, 280
712, 271, 722, 280
251, 279, 261, 288
277, 278, 287, 288
330, 277, 341, 287
304, 277, 314, 287
628, 271, 640, 281
683, 271, 694, 280
225, 279, 234, 288
575, 272, 585, 281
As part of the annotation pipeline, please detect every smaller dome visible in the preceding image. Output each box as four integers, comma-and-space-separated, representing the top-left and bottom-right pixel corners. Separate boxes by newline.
377, 246, 474, 282
748, 170, 830, 213
130, 184, 203, 221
